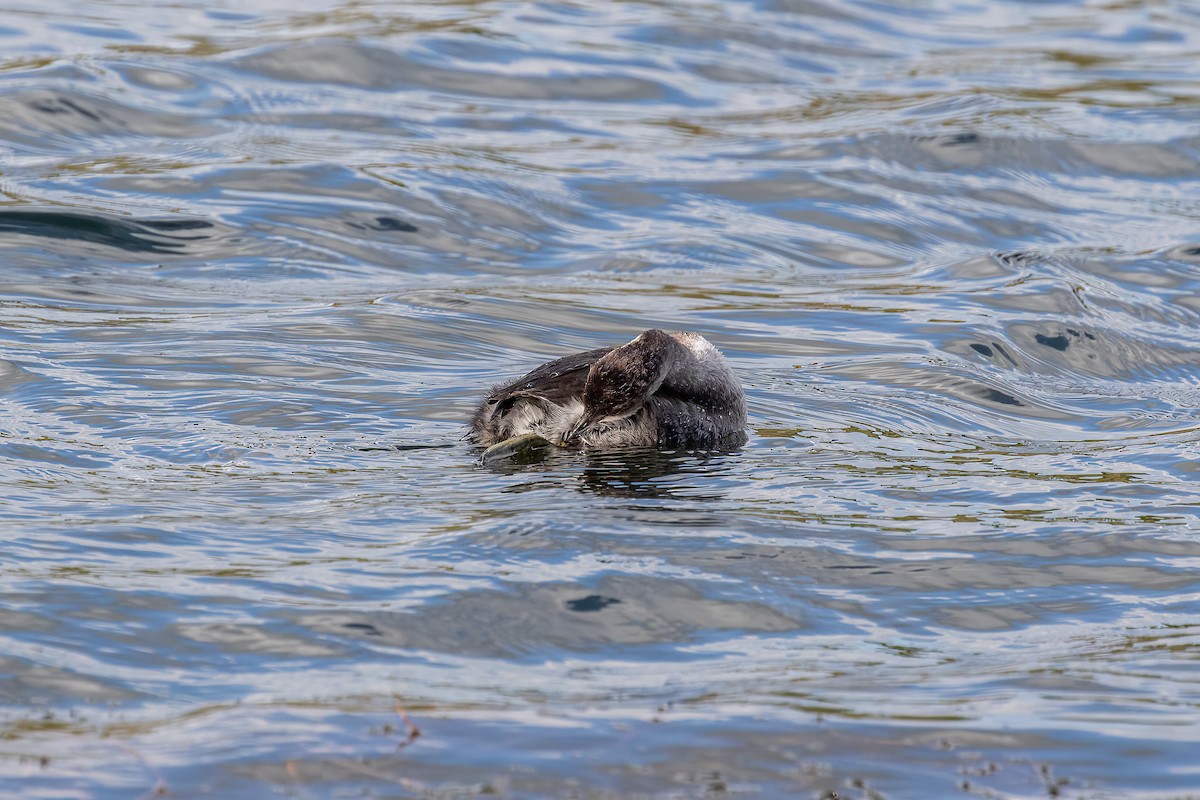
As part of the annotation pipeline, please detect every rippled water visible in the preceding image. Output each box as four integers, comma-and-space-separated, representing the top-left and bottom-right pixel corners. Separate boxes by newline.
3, 0, 1200, 797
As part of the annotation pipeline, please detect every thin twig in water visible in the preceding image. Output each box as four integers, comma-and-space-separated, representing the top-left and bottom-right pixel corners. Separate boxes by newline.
114, 743, 168, 800
395, 703, 421, 751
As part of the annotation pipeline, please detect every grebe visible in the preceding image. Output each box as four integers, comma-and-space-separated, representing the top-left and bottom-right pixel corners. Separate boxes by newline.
471, 329, 746, 458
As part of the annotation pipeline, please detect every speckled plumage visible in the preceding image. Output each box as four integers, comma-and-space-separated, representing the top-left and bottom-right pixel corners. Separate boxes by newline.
471, 330, 746, 450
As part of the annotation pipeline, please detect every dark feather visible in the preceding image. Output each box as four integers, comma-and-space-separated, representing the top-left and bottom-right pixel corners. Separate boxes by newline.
486, 346, 612, 409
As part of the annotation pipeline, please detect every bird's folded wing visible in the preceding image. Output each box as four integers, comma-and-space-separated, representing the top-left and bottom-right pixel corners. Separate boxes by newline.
487, 346, 612, 408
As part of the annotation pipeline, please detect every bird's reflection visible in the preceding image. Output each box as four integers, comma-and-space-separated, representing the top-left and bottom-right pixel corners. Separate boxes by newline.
478, 436, 744, 500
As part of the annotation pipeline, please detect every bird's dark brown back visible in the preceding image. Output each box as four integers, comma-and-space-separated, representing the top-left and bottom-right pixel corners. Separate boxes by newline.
487, 346, 613, 412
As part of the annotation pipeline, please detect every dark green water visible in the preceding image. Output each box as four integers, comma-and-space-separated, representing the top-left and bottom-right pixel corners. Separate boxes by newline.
2, 1, 1200, 797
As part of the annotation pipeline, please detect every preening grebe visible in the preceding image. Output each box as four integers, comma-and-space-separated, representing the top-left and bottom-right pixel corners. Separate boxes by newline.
472, 329, 746, 458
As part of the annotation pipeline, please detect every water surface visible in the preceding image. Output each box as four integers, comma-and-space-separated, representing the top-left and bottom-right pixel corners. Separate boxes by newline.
2, 0, 1200, 797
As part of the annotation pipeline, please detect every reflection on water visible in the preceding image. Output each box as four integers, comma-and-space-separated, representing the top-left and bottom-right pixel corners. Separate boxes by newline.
0, 209, 214, 253
2, 0, 1200, 797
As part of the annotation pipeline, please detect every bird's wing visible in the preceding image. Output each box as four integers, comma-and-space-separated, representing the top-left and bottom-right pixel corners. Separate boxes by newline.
487, 346, 612, 408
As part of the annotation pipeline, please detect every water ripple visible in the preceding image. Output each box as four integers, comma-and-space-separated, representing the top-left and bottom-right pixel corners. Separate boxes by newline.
3, 0, 1200, 797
